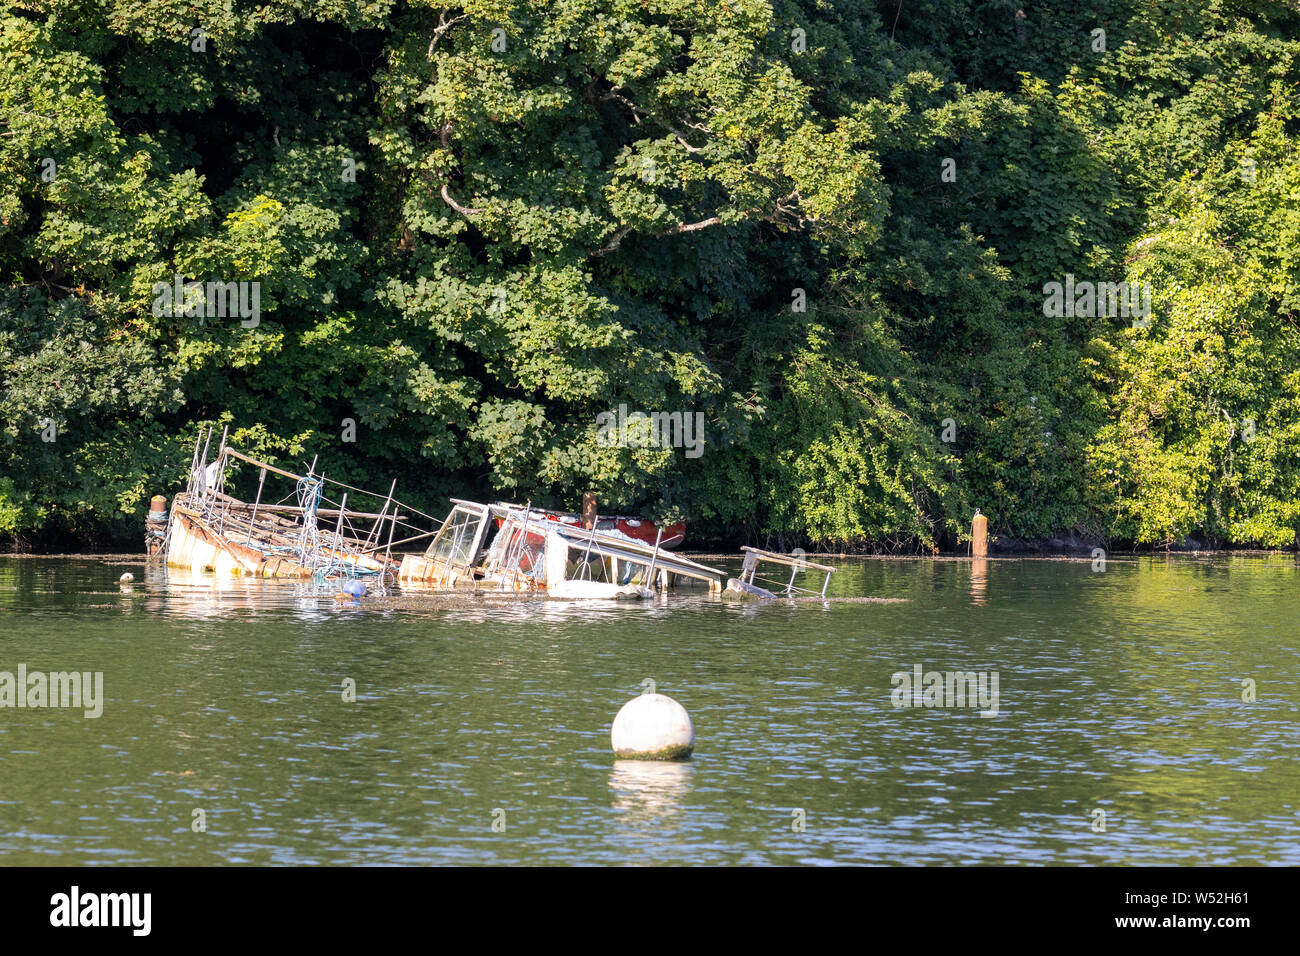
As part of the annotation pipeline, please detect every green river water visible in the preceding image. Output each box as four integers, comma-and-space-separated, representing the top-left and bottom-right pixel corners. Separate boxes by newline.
0, 553, 1297, 865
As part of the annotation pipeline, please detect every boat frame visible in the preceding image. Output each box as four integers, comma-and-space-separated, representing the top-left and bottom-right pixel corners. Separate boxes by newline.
726, 546, 836, 599
160, 426, 442, 581
399, 500, 725, 597
157, 426, 727, 598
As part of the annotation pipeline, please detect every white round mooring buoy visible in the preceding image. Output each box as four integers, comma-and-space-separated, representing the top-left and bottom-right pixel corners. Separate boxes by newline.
119, 572, 134, 584
611, 693, 694, 760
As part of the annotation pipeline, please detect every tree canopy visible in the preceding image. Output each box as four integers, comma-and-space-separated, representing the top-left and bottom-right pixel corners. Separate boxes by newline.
3, 0, 1300, 551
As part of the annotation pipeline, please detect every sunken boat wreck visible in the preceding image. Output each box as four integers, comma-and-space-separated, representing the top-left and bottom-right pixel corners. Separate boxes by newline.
148, 426, 788, 599
151, 426, 444, 581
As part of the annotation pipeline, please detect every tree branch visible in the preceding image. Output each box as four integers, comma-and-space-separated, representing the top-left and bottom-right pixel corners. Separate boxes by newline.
607, 91, 707, 149
440, 183, 483, 216
436, 122, 483, 217
590, 216, 722, 258
427, 9, 467, 60
590, 225, 633, 258
663, 216, 721, 236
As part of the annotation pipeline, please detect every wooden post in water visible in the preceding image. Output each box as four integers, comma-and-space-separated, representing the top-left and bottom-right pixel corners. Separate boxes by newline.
971, 508, 988, 558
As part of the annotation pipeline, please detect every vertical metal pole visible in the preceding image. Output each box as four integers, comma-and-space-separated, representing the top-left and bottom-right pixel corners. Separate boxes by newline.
513, 503, 533, 586
214, 425, 230, 534
365, 479, 397, 550
187, 430, 202, 495
437, 515, 464, 590
574, 521, 599, 582
366, 501, 389, 552
333, 492, 348, 553
249, 467, 266, 540
215, 424, 229, 489
646, 527, 663, 591
383, 503, 397, 572
197, 426, 213, 503
495, 512, 513, 591
499, 504, 530, 590
579, 519, 598, 568
309, 473, 324, 573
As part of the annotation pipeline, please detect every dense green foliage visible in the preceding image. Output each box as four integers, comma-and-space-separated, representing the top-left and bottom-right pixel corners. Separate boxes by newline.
3, 0, 1300, 550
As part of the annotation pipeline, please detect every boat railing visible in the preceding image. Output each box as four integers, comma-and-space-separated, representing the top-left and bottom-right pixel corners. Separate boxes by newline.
739, 546, 835, 598
181, 424, 444, 580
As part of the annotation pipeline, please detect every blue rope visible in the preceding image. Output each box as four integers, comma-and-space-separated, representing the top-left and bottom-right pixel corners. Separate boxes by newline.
297, 475, 323, 516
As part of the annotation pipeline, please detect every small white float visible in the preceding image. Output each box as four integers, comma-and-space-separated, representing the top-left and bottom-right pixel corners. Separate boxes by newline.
611, 693, 694, 760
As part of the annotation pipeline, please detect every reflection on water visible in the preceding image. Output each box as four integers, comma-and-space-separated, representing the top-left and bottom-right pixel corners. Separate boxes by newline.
609, 760, 694, 829
0, 553, 1298, 865
969, 558, 988, 606
147, 567, 719, 626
